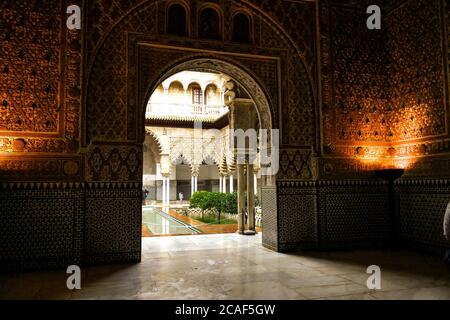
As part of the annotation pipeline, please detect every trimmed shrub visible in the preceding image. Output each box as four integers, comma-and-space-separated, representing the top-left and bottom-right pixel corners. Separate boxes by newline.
224, 192, 238, 215
189, 191, 209, 210
189, 191, 238, 215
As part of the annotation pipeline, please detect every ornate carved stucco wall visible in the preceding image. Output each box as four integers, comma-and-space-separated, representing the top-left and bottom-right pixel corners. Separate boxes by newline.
0, 0, 84, 271
390, 0, 450, 254
313, 0, 450, 253
388, 0, 450, 176
0, 0, 83, 179
320, 0, 449, 177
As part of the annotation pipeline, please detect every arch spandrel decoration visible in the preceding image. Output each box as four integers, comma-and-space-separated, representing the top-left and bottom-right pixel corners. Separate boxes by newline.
131, 43, 283, 143
85, 0, 316, 147
85, 0, 318, 185
85, 0, 317, 94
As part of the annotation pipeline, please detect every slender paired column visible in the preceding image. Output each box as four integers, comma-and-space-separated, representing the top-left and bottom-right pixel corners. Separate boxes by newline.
247, 164, 256, 234
237, 164, 246, 234
254, 173, 258, 195
192, 176, 198, 193
229, 175, 234, 193
220, 175, 227, 193
162, 177, 166, 205
166, 177, 170, 205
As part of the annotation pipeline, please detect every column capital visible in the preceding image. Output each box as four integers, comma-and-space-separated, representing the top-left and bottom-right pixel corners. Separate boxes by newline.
190, 164, 200, 177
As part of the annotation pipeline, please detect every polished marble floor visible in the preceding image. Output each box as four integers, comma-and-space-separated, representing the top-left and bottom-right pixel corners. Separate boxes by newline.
1, 234, 450, 300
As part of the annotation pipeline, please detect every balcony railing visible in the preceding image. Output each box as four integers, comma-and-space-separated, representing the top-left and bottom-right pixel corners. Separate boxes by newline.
146, 103, 228, 120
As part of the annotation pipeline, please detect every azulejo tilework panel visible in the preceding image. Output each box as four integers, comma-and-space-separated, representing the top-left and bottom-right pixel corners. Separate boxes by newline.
317, 180, 390, 249
276, 180, 393, 251
261, 186, 278, 251
272, 178, 450, 254
0, 182, 142, 271
84, 183, 142, 265
0, 183, 83, 272
277, 181, 318, 251
395, 179, 450, 254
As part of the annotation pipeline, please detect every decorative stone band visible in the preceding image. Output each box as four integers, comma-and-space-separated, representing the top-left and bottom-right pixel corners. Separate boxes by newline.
277, 180, 389, 188
277, 180, 317, 188
86, 182, 142, 190
278, 179, 450, 187
317, 180, 388, 187
394, 179, 450, 186
0, 182, 144, 190
0, 182, 85, 190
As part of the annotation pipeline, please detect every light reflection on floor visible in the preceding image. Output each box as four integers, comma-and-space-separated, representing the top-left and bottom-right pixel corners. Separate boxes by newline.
1, 233, 450, 300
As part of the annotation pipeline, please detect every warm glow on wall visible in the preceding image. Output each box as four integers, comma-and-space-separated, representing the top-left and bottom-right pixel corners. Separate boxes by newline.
350, 100, 433, 173
355, 146, 419, 171
392, 157, 417, 170
392, 104, 434, 140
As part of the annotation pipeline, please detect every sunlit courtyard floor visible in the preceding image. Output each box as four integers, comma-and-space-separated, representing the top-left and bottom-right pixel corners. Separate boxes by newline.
142, 205, 261, 236
1, 233, 450, 300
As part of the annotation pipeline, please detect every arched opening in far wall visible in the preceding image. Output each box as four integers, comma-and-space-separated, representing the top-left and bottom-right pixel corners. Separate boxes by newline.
141, 58, 276, 238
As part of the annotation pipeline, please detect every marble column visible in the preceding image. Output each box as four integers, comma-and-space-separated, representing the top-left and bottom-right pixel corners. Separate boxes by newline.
237, 164, 246, 234
166, 177, 170, 205
229, 175, 234, 193
219, 176, 223, 193
162, 177, 166, 205
191, 176, 194, 196
246, 164, 256, 234
254, 173, 258, 195
222, 175, 227, 193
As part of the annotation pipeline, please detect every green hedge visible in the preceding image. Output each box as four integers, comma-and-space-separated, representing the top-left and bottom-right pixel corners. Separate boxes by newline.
224, 192, 238, 215
189, 191, 261, 215
190, 191, 238, 214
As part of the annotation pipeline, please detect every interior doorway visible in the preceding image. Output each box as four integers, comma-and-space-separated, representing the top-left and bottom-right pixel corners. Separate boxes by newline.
141, 64, 272, 238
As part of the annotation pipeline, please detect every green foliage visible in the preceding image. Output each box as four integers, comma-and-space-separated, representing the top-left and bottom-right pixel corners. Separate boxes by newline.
193, 215, 236, 225
189, 191, 209, 210
204, 192, 226, 213
189, 191, 259, 215
224, 192, 238, 215
189, 191, 238, 214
